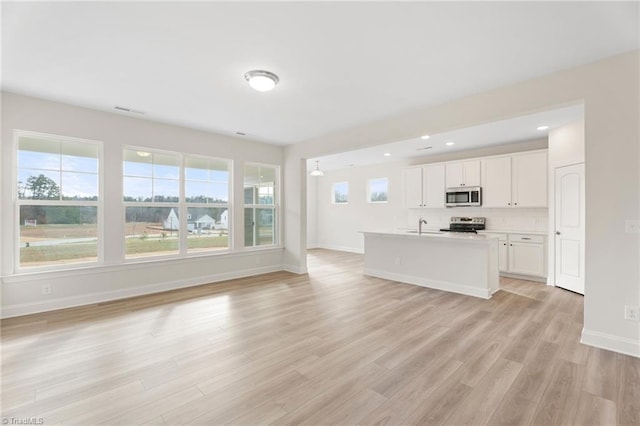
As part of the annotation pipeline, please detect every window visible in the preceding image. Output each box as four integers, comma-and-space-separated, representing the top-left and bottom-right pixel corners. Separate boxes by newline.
332, 182, 348, 204
244, 164, 278, 247
368, 177, 389, 203
16, 132, 101, 268
185, 156, 230, 253
123, 148, 180, 258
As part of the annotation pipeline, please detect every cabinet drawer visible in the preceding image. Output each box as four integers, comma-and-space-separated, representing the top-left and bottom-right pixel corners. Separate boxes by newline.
510, 234, 544, 244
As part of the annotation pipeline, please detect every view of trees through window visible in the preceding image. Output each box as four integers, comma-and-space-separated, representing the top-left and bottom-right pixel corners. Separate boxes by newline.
123, 149, 231, 258
17, 134, 100, 267
244, 164, 277, 247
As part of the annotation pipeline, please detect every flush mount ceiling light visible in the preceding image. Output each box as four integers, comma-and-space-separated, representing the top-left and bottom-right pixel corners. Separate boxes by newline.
420, 135, 431, 140
383, 152, 391, 157
244, 70, 279, 92
446, 141, 455, 146
537, 125, 549, 131
310, 160, 324, 177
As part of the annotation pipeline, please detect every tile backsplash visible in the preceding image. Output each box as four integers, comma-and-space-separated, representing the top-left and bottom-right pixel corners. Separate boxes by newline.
406, 208, 549, 233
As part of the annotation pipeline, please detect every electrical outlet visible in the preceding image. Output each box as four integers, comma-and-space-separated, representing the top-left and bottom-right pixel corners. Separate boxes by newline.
41, 283, 52, 295
625, 220, 640, 234
624, 305, 640, 321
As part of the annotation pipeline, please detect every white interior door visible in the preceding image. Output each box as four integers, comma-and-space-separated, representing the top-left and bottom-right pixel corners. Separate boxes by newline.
554, 163, 585, 294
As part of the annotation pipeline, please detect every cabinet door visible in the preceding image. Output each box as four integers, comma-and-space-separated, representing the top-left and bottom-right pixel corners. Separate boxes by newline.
508, 242, 545, 276
481, 157, 512, 207
462, 160, 481, 187
445, 162, 463, 188
403, 167, 424, 208
512, 152, 547, 207
498, 240, 508, 272
423, 164, 445, 208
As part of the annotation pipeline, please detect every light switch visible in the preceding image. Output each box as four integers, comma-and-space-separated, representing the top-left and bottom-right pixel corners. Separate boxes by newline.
625, 220, 640, 234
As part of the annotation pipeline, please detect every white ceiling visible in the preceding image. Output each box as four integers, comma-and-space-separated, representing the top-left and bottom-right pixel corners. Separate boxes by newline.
308, 103, 584, 171
2, 2, 638, 146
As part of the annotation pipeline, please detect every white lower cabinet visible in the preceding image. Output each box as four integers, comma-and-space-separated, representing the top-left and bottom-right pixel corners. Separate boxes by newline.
486, 232, 546, 278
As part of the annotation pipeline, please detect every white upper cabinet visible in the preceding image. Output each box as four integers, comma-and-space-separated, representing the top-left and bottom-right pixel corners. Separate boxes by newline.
403, 164, 445, 208
512, 151, 547, 207
481, 151, 547, 208
445, 160, 480, 188
481, 156, 512, 207
423, 164, 445, 208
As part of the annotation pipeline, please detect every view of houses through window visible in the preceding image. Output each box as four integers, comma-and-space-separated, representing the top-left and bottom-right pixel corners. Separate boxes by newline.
123, 149, 232, 258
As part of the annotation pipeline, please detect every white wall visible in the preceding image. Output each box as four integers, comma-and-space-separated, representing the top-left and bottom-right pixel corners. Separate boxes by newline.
547, 120, 586, 286
306, 173, 319, 248
1, 92, 285, 317
286, 51, 640, 357
312, 161, 409, 253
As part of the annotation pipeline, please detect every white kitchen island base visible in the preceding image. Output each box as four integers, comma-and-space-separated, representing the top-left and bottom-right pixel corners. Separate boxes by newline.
362, 231, 500, 299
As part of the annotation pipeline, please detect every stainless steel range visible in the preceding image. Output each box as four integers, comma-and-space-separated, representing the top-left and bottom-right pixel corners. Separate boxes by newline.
440, 217, 485, 233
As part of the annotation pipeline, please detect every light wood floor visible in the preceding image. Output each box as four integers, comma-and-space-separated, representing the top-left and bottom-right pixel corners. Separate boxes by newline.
1, 249, 638, 425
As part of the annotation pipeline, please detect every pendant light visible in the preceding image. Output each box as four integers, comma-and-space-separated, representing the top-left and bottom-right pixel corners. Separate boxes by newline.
310, 160, 324, 177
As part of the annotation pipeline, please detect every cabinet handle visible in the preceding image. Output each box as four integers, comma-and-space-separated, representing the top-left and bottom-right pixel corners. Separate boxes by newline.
503, 243, 507, 246
555, 231, 561, 235
508, 203, 511, 205
510, 244, 513, 246
514, 203, 518, 205
521, 237, 531, 240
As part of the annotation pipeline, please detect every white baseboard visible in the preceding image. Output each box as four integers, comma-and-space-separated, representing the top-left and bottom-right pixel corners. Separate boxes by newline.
314, 244, 364, 254
581, 328, 640, 358
364, 268, 492, 299
500, 272, 547, 283
282, 264, 308, 274
1, 265, 283, 319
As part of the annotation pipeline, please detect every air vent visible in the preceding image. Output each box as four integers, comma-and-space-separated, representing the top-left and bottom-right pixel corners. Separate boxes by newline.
114, 106, 145, 115
416, 146, 433, 151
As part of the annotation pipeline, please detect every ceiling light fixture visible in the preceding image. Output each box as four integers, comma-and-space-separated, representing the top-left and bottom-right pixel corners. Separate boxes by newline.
310, 160, 324, 177
383, 152, 391, 157
537, 125, 549, 131
421, 135, 431, 140
446, 141, 455, 146
244, 70, 279, 92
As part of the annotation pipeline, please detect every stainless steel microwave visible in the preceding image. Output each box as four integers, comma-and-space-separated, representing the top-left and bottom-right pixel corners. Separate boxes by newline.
446, 187, 482, 207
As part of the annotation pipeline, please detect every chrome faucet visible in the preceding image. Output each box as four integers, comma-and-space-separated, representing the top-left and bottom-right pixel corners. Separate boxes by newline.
418, 217, 428, 235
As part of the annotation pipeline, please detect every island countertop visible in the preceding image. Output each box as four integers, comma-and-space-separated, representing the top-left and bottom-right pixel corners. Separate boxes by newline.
361, 229, 500, 243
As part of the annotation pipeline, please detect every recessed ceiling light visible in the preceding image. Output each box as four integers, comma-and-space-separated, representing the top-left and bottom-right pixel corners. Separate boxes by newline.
420, 135, 430, 140
383, 152, 391, 157
244, 70, 279, 92
537, 125, 549, 131
446, 141, 455, 146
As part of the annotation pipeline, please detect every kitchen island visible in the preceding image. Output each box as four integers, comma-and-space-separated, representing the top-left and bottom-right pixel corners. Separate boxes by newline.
362, 230, 500, 299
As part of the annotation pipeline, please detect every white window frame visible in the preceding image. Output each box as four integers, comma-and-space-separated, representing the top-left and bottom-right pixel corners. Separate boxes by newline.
332, 181, 349, 204
14, 130, 104, 272
243, 162, 280, 250
367, 177, 389, 203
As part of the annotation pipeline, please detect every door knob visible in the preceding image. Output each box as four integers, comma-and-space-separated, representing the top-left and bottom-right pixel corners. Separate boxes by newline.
555, 231, 561, 235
